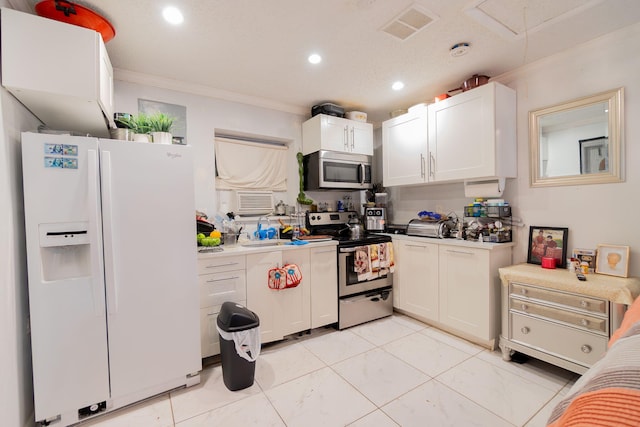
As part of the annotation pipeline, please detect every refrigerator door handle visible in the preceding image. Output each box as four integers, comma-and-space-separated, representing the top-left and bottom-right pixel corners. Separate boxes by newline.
101, 151, 119, 315
88, 149, 106, 317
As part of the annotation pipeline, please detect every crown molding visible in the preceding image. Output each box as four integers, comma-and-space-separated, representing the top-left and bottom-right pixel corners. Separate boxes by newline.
113, 68, 308, 117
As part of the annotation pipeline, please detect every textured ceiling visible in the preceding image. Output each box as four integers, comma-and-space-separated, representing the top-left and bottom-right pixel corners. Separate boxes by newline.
19, 0, 640, 124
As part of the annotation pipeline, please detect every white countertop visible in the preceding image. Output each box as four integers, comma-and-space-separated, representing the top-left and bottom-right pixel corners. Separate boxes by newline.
197, 239, 338, 258
388, 233, 515, 251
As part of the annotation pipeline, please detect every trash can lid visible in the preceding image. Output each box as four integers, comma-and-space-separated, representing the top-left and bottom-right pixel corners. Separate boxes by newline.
217, 301, 260, 332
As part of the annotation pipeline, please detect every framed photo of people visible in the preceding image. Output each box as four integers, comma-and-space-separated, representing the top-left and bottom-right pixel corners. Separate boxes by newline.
527, 226, 569, 268
596, 244, 630, 277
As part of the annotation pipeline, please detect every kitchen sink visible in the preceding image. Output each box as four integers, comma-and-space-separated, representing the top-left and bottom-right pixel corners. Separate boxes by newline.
240, 239, 290, 247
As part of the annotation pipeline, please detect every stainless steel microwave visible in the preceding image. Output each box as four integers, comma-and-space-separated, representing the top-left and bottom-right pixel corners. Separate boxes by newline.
303, 150, 372, 190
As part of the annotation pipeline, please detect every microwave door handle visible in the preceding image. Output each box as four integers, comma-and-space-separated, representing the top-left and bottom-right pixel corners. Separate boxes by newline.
359, 163, 365, 185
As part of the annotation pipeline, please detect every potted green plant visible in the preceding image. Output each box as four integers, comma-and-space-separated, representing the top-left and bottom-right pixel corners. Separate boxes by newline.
147, 112, 174, 144
114, 113, 152, 142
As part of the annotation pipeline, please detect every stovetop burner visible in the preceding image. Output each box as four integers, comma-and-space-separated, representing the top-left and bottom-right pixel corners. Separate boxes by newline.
305, 211, 391, 247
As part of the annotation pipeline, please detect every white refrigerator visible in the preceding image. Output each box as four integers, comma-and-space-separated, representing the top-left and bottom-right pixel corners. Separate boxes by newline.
21, 132, 202, 425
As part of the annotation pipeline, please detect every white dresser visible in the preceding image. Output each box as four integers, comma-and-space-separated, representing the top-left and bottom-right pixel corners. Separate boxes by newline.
499, 264, 640, 374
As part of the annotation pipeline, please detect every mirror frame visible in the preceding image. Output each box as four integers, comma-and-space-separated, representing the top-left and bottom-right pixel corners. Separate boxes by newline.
529, 87, 624, 187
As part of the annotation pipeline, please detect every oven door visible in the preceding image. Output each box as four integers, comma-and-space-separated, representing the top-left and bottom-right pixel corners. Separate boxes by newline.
339, 247, 392, 297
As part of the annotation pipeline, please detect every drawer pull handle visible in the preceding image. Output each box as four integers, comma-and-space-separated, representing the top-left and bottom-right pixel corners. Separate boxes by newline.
581, 345, 592, 353
521, 304, 527, 311
581, 300, 588, 308
521, 326, 530, 334
446, 249, 473, 255
206, 276, 239, 283
580, 319, 589, 326
521, 289, 527, 295
205, 262, 239, 268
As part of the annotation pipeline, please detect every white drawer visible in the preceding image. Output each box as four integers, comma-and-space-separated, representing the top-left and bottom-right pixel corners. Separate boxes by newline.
510, 312, 608, 367
199, 270, 246, 309
198, 256, 246, 275
510, 282, 607, 315
509, 298, 608, 335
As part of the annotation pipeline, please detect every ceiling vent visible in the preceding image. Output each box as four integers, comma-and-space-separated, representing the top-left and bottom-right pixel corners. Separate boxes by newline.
381, 4, 439, 41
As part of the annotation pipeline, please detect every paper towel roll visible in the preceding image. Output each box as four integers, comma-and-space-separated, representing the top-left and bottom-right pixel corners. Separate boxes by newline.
464, 178, 505, 198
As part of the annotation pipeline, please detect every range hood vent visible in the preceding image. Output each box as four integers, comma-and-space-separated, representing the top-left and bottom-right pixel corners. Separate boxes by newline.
381, 4, 438, 41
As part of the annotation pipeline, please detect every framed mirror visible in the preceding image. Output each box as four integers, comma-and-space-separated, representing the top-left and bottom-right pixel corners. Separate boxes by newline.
529, 88, 624, 187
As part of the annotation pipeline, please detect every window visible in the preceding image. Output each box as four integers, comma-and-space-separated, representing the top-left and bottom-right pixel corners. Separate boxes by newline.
214, 136, 288, 191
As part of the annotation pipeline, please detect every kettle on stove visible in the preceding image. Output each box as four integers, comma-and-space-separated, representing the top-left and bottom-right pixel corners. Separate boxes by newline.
347, 216, 364, 239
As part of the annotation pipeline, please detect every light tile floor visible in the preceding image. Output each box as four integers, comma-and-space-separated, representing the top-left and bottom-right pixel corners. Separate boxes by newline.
80, 314, 578, 427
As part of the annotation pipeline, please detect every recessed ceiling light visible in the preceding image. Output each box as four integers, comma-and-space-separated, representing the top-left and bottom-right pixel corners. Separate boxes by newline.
392, 81, 405, 91
308, 54, 322, 64
163, 6, 184, 25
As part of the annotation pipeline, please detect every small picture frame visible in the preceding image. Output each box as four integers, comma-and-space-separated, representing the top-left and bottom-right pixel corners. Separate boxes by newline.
573, 248, 597, 273
527, 226, 569, 268
596, 244, 630, 277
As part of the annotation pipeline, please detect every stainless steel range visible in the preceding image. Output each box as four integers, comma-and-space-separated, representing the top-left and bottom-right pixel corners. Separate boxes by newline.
306, 211, 393, 329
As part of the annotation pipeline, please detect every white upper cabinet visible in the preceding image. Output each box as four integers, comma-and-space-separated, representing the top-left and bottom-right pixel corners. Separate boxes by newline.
1, 8, 114, 137
302, 114, 373, 156
428, 82, 516, 182
382, 82, 516, 187
382, 106, 429, 186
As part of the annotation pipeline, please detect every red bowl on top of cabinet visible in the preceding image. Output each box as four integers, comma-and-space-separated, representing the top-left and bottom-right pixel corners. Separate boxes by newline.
35, 0, 116, 43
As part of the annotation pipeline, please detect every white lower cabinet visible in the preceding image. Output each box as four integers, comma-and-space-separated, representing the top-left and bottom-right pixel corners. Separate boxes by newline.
394, 240, 439, 322
309, 246, 338, 328
393, 237, 512, 348
439, 246, 492, 341
246, 249, 311, 344
198, 256, 247, 358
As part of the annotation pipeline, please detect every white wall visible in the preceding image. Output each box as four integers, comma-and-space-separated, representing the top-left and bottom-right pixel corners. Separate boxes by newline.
114, 81, 308, 219
385, 22, 640, 277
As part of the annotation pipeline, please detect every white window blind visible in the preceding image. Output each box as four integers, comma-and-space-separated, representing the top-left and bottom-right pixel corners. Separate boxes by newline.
214, 137, 288, 191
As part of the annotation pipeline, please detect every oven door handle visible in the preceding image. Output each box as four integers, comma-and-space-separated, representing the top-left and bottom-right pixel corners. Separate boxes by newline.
339, 247, 358, 253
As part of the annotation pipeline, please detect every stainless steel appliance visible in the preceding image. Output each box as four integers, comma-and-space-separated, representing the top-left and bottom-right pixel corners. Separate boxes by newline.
406, 218, 454, 238
303, 150, 372, 190
306, 211, 393, 329
364, 207, 386, 232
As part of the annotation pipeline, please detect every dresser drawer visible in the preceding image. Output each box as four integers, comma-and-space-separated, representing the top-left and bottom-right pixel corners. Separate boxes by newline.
510, 282, 607, 315
510, 298, 607, 334
510, 312, 608, 367
199, 270, 246, 309
198, 256, 246, 275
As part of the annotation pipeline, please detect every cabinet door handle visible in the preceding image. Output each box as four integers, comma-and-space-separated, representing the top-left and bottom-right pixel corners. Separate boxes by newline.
420, 153, 425, 178
445, 249, 474, 256
581, 345, 592, 353
429, 152, 435, 178
350, 127, 355, 150
205, 262, 239, 269
206, 276, 239, 283
406, 244, 428, 249
521, 326, 530, 334
344, 126, 349, 150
